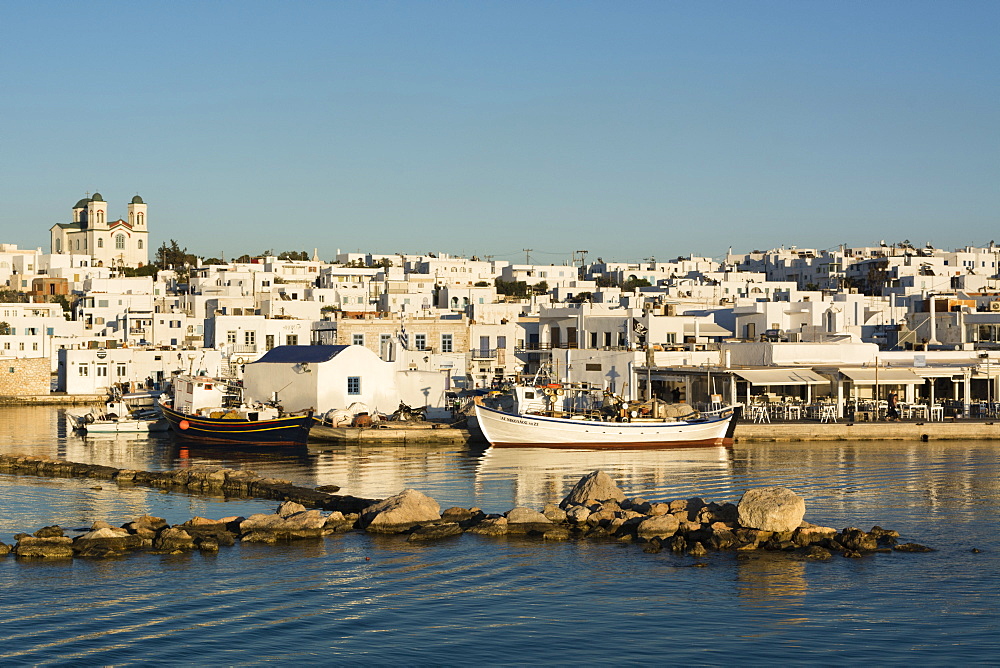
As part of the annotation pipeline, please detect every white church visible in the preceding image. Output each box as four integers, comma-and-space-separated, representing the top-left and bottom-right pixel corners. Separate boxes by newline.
50, 193, 150, 268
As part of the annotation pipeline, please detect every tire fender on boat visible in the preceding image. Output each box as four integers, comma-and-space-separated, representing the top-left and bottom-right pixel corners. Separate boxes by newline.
179, 420, 190, 430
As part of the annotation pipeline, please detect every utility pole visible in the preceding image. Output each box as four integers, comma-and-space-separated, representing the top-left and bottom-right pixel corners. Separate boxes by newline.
523, 249, 533, 265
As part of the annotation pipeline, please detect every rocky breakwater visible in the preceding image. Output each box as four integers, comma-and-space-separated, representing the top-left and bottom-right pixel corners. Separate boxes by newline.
0, 501, 362, 559
0, 454, 375, 514
0, 469, 933, 563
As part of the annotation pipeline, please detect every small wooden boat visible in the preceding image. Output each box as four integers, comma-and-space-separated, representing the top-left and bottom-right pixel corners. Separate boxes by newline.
159, 375, 313, 446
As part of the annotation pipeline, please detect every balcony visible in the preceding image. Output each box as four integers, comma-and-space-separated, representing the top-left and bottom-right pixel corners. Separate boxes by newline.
230, 344, 258, 353
470, 348, 498, 360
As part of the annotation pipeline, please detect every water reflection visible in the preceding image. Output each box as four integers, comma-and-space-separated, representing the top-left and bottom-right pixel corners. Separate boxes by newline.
476, 446, 734, 507
3, 406, 1000, 519
736, 554, 809, 612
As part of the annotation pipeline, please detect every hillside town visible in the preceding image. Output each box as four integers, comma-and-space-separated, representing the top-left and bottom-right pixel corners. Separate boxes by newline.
3, 192, 1000, 421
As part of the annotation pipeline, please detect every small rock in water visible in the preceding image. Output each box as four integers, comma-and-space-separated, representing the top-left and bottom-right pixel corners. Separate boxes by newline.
894, 542, 934, 553
315, 484, 341, 493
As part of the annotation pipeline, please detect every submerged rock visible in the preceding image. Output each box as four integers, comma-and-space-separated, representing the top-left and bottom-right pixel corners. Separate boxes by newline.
407, 523, 463, 541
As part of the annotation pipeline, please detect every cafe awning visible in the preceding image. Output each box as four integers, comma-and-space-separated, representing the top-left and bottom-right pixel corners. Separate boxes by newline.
733, 369, 830, 386
838, 368, 923, 385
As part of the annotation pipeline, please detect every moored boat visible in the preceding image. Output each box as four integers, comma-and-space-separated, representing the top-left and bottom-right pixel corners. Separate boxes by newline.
473, 403, 737, 449
159, 375, 313, 446
68, 392, 168, 433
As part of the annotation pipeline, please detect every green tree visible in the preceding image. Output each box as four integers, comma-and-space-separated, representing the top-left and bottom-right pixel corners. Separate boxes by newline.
0, 289, 28, 303
532, 281, 549, 295
278, 250, 309, 261
49, 294, 76, 313
0, 321, 10, 335
120, 264, 159, 277
621, 277, 652, 291
155, 239, 198, 270
495, 278, 529, 298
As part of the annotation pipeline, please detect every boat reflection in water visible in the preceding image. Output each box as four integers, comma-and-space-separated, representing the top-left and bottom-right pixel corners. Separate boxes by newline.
476, 445, 735, 509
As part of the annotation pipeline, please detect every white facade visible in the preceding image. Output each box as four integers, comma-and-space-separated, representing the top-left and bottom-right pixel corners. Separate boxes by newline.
58, 347, 225, 394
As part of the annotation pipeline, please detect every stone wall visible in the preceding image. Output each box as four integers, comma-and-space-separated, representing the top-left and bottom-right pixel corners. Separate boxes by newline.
0, 356, 50, 396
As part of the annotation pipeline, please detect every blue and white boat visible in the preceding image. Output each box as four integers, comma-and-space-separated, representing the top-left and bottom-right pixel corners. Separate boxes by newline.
159, 375, 313, 446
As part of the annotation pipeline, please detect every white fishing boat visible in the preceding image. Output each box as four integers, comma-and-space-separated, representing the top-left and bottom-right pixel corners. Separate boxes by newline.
69, 393, 168, 433
473, 402, 737, 448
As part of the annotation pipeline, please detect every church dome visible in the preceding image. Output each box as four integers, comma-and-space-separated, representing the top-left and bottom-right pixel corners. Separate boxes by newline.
73, 197, 91, 209
91, 192, 104, 202
131, 195, 144, 204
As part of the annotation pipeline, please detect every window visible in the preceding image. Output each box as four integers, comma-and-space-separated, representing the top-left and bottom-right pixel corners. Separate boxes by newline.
97, 238, 104, 248
138, 240, 143, 249
117, 364, 127, 376
227, 331, 237, 344
286, 334, 298, 345
415, 334, 427, 350
98, 300, 109, 308
497, 336, 506, 350
116, 234, 126, 250
266, 334, 275, 351
32, 343, 37, 351
244, 331, 256, 346
353, 334, 364, 346
96, 365, 108, 377
79, 366, 89, 376
347, 376, 361, 395
441, 333, 453, 353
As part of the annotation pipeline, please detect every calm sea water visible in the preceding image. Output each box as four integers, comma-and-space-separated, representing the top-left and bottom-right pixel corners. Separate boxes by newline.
0, 406, 997, 664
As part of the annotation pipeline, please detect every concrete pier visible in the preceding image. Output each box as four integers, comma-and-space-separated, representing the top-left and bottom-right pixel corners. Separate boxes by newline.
735, 420, 1000, 442
311, 419, 1000, 445
309, 422, 476, 445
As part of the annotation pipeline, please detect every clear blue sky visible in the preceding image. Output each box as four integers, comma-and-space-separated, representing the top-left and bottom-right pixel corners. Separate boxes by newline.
3, 1, 998, 264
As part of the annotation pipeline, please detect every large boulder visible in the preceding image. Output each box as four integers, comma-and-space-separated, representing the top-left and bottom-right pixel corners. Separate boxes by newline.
505, 507, 554, 534
152, 527, 195, 552
560, 471, 626, 508
360, 489, 441, 533
506, 507, 551, 524
636, 514, 680, 540
15, 535, 74, 559
737, 487, 806, 532
73, 528, 145, 558
239, 508, 328, 540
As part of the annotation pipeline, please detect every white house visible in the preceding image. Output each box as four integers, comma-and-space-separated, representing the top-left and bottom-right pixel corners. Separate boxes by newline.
242, 345, 446, 415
